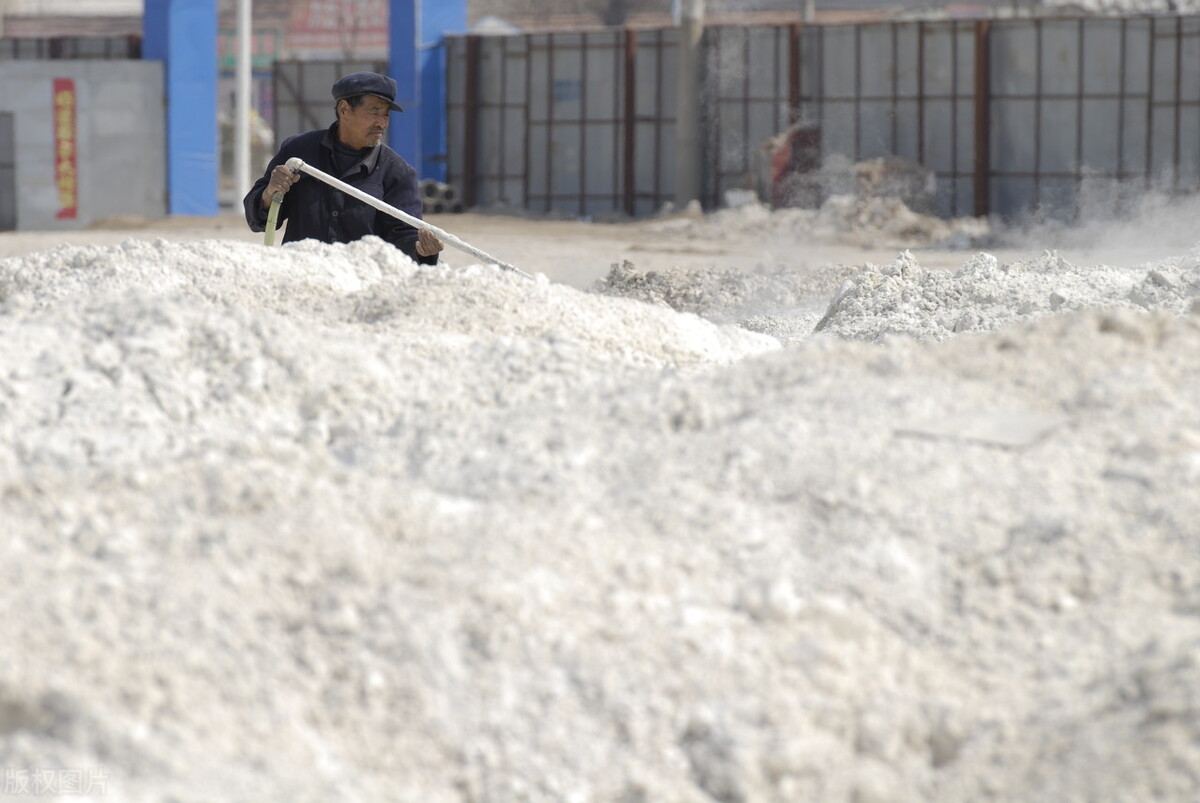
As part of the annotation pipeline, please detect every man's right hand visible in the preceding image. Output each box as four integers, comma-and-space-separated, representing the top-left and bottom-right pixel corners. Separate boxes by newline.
262, 165, 300, 209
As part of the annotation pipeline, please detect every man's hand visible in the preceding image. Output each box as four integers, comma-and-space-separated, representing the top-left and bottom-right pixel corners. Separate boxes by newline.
261, 165, 300, 209
415, 227, 444, 258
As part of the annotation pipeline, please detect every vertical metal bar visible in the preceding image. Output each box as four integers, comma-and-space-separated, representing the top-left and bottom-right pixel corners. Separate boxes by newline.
624, 28, 638, 216
580, 35, 589, 217
613, 31, 621, 213
854, 24, 862, 160
655, 29, 664, 209
1174, 15, 1182, 192
546, 34, 556, 212
952, 22, 960, 216
522, 36, 532, 209
1075, 19, 1085, 221
705, 29, 715, 208
1118, 18, 1127, 183
498, 36, 508, 206
774, 26, 783, 133
1034, 19, 1042, 208
891, 23, 899, 153
463, 35, 480, 209
973, 19, 991, 217
1146, 17, 1155, 191
789, 22, 802, 123
918, 22, 926, 165
817, 25, 825, 156
743, 28, 752, 181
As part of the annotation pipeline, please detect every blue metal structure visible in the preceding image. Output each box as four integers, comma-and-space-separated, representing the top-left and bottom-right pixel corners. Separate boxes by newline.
389, 0, 467, 182
143, 0, 218, 216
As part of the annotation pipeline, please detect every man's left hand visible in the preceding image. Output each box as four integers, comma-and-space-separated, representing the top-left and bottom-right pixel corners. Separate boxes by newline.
415, 227, 444, 258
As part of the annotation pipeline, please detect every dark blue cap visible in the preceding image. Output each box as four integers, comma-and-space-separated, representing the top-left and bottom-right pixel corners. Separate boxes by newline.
331, 72, 403, 112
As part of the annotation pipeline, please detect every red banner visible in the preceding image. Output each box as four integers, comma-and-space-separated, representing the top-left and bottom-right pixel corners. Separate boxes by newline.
53, 78, 77, 220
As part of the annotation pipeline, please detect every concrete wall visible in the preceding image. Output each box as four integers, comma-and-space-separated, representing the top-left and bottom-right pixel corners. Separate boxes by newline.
0, 60, 165, 229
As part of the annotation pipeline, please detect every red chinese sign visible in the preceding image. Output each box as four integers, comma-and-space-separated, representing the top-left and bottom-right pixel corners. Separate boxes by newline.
53, 78, 77, 220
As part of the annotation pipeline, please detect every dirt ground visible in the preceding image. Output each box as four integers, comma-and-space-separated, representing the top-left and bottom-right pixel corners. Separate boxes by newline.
2, 208, 1179, 291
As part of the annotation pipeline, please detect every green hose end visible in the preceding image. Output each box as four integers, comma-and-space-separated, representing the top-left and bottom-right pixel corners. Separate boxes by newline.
264, 194, 282, 246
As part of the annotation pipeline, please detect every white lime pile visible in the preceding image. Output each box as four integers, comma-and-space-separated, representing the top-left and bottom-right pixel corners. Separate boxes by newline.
814, 249, 1200, 341
1, 236, 1199, 802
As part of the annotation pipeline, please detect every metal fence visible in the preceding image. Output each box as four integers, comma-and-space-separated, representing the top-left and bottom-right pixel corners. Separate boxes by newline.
0, 36, 141, 59
447, 30, 680, 217
446, 14, 1200, 221
273, 59, 389, 143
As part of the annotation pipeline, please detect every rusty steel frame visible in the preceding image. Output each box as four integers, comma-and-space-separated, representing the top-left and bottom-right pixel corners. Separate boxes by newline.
443, 15, 1200, 222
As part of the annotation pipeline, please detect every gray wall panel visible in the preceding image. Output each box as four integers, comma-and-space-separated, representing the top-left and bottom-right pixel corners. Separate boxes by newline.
923, 25, 959, 96
550, 125, 581, 202
822, 27, 857, 97
894, 100, 920, 161
1183, 19, 1200, 102
1037, 176, 1076, 218
527, 123, 548, 207
954, 177, 975, 219
1041, 21, 1080, 96
529, 37, 550, 121
821, 102, 856, 160
0, 60, 165, 228
858, 102, 895, 159
1077, 176, 1124, 219
992, 176, 1035, 219
551, 45, 584, 122
1039, 101, 1078, 173
859, 26, 893, 98
747, 102, 784, 158
746, 27, 783, 100
584, 121, 618, 196
503, 107, 527, 178
1151, 22, 1176, 104
1122, 19, 1152, 95
991, 22, 1037, 96
504, 39, 529, 104
585, 41, 618, 118
895, 25, 920, 98
1082, 20, 1123, 95
1178, 104, 1200, 189
1081, 99, 1120, 173
1121, 102, 1148, 175
956, 99, 974, 176
992, 99, 1037, 173
1149, 106, 1177, 184
924, 99, 956, 172
955, 26, 976, 89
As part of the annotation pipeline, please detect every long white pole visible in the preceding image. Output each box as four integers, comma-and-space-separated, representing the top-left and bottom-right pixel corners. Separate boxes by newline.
234, 0, 252, 205
283, 157, 532, 279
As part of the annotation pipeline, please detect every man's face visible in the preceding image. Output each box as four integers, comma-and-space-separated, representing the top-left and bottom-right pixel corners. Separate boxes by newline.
337, 95, 391, 149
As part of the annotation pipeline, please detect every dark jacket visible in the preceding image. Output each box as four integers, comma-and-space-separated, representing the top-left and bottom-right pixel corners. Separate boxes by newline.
244, 123, 437, 265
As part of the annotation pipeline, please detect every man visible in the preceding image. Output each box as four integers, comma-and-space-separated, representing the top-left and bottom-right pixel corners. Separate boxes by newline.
244, 71, 443, 263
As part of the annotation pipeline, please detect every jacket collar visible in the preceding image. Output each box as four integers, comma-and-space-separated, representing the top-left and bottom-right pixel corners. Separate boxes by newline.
322, 122, 382, 176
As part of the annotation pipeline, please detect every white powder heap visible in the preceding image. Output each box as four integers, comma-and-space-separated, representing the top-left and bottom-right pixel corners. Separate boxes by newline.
2, 236, 1200, 802
644, 198, 988, 251
814, 249, 1200, 341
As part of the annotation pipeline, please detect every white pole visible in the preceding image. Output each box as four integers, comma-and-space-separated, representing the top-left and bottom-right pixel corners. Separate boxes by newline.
283, 157, 533, 279
234, 0, 252, 205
